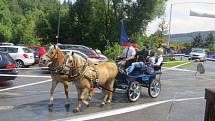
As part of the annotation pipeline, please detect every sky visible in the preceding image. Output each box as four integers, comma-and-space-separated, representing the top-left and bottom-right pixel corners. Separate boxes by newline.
146, 0, 215, 35
60, 0, 215, 35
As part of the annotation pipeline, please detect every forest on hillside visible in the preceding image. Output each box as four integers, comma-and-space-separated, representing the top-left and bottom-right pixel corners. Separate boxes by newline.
0, 0, 167, 50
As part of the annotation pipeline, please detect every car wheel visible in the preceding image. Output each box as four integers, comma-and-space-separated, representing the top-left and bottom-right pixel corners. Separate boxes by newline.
16, 60, 24, 68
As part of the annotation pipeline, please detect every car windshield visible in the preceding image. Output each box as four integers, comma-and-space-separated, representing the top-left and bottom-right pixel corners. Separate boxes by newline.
23, 48, 32, 53
192, 49, 204, 53
30, 48, 40, 52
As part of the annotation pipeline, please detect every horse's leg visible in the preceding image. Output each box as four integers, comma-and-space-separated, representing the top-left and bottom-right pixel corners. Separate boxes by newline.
106, 79, 115, 104
101, 89, 108, 106
73, 88, 85, 112
48, 80, 58, 107
86, 83, 94, 101
63, 81, 70, 107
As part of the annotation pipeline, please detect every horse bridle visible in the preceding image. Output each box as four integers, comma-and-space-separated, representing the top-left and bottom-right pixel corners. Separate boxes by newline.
67, 55, 88, 80
47, 50, 58, 62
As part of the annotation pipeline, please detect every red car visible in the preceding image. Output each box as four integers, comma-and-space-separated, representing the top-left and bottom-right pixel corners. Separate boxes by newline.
57, 44, 108, 60
27, 46, 47, 58
27, 46, 48, 64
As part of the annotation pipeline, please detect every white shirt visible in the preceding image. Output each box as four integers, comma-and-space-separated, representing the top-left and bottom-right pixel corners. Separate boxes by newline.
154, 55, 163, 66
122, 46, 136, 59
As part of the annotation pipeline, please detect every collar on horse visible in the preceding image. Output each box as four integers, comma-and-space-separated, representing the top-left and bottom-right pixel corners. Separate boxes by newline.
48, 50, 67, 74
69, 63, 99, 88
69, 64, 88, 81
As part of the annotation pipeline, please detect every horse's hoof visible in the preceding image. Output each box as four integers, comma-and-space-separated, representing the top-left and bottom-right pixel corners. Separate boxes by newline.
86, 104, 90, 107
64, 103, 70, 107
73, 108, 80, 113
48, 108, 53, 112
87, 97, 92, 101
106, 100, 111, 104
100, 102, 105, 107
48, 104, 53, 107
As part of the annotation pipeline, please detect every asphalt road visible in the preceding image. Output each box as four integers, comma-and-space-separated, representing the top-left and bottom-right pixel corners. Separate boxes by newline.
0, 61, 214, 121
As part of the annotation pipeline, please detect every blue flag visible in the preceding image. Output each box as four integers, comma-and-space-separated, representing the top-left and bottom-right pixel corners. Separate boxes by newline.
118, 21, 128, 46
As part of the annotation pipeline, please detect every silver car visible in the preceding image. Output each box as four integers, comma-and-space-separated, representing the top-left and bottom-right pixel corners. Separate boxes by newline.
189, 48, 207, 61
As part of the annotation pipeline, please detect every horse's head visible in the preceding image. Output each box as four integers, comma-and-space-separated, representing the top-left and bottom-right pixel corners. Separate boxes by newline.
47, 44, 63, 62
64, 51, 86, 68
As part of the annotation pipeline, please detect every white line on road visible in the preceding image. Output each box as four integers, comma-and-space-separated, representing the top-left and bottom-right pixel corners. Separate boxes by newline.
162, 67, 196, 72
0, 67, 49, 71
174, 97, 204, 102
162, 62, 192, 72
0, 106, 14, 110
0, 74, 51, 78
0, 79, 52, 92
54, 96, 203, 121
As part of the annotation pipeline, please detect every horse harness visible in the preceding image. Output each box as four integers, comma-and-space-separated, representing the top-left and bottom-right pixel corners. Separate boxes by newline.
69, 64, 99, 88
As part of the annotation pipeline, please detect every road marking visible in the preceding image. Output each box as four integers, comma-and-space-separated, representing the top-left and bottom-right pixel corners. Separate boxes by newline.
174, 97, 204, 102
0, 79, 52, 92
0, 67, 49, 71
0, 106, 14, 110
0, 92, 21, 96
0, 74, 51, 78
55, 100, 170, 121
162, 62, 192, 72
54, 96, 203, 121
162, 67, 196, 72
163, 61, 186, 64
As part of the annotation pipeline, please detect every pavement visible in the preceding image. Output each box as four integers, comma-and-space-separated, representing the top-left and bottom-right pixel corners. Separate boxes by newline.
0, 60, 214, 121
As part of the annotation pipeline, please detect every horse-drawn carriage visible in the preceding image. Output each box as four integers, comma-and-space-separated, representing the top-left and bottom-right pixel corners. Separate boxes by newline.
114, 57, 162, 102
46, 44, 161, 112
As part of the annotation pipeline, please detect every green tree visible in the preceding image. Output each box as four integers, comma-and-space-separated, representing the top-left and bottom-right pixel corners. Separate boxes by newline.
192, 33, 204, 48
205, 32, 214, 48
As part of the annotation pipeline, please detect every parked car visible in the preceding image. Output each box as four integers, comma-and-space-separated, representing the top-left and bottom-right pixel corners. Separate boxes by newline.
57, 44, 108, 60
62, 49, 104, 64
189, 48, 207, 61
0, 46, 35, 68
0, 52, 18, 81
28, 48, 39, 64
39, 49, 105, 71
0, 42, 14, 46
27, 46, 47, 58
39, 48, 53, 70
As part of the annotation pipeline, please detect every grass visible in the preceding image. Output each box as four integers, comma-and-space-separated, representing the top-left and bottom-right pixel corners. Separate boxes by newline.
163, 61, 192, 67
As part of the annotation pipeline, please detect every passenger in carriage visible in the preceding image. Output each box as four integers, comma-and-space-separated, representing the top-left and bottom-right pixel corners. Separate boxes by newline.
126, 44, 150, 74
126, 47, 163, 75
152, 48, 164, 71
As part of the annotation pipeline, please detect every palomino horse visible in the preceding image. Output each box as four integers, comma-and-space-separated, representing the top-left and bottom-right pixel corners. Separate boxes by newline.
64, 52, 118, 112
46, 44, 76, 108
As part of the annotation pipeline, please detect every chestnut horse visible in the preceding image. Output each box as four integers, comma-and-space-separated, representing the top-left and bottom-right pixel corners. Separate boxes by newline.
46, 44, 78, 107
64, 52, 118, 112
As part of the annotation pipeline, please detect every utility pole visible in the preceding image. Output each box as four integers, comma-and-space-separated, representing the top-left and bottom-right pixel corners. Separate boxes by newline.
56, 4, 61, 44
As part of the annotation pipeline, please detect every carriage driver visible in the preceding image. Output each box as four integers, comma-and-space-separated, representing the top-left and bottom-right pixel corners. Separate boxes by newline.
121, 39, 136, 68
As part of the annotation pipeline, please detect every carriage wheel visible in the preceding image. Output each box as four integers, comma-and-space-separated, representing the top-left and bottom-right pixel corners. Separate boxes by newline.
148, 79, 161, 98
127, 81, 141, 102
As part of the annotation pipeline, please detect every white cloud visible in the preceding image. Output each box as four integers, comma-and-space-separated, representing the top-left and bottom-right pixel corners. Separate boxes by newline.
147, 0, 215, 35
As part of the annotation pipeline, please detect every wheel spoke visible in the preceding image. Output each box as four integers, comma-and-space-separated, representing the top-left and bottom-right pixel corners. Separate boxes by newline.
130, 92, 134, 97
